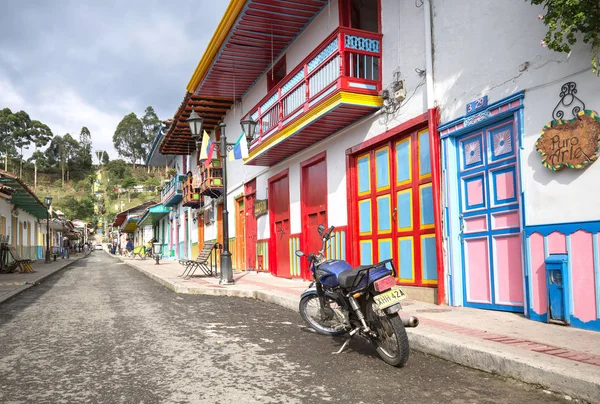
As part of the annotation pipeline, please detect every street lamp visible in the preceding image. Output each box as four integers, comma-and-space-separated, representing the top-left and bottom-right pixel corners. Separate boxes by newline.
152, 241, 163, 265
44, 195, 52, 263
187, 108, 257, 284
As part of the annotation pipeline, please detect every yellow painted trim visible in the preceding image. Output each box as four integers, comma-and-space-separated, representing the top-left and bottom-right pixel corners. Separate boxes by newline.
374, 146, 390, 192
421, 233, 438, 284
398, 236, 415, 283
359, 239, 373, 264
245, 92, 382, 164
396, 189, 413, 232
376, 194, 392, 234
418, 128, 432, 180
357, 153, 371, 196
358, 199, 372, 236
186, 0, 247, 93
419, 183, 435, 229
395, 137, 412, 186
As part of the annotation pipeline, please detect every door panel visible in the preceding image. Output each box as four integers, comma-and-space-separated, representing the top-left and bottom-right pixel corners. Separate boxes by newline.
301, 157, 327, 276
235, 198, 245, 270
457, 118, 524, 311
269, 173, 290, 278
245, 179, 257, 271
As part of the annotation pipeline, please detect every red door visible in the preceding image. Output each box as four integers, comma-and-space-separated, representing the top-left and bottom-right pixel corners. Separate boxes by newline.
269, 170, 290, 278
301, 152, 327, 279
245, 180, 257, 271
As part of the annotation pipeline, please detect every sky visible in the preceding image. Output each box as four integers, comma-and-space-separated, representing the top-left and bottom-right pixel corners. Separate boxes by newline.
0, 0, 228, 160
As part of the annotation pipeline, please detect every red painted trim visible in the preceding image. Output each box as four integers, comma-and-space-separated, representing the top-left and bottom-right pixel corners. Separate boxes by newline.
428, 107, 445, 305
268, 168, 290, 278
339, 0, 382, 34
346, 152, 359, 266
300, 151, 327, 280
345, 112, 429, 155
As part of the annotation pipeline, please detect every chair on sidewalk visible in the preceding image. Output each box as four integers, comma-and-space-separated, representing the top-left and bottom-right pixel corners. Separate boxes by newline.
5, 245, 34, 273
179, 241, 218, 279
131, 245, 151, 260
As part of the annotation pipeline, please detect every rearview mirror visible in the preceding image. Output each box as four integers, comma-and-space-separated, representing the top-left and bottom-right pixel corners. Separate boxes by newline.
317, 225, 325, 235
295, 250, 304, 257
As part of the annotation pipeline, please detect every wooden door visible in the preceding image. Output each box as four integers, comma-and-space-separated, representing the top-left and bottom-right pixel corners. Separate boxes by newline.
301, 153, 327, 279
216, 204, 223, 267
19, 222, 23, 256
235, 197, 246, 270
353, 129, 437, 286
269, 171, 290, 278
245, 180, 257, 271
457, 119, 524, 312
197, 215, 204, 256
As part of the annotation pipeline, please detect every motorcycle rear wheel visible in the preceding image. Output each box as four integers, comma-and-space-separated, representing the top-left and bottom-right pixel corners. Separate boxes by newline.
299, 294, 347, 336
367, 302, 410, 367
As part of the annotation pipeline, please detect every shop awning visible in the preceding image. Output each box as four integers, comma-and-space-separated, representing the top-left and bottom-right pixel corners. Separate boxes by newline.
0, 170, 47, 219
122, 217, 139, 232
111, 200, 157, 227
138, 204, 169, 227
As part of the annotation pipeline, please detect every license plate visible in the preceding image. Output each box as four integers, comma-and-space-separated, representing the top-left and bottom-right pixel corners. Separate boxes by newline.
373, 286, 407, 309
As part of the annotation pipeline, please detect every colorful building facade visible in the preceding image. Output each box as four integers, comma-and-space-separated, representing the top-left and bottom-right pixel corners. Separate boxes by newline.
151, 0, 600, 331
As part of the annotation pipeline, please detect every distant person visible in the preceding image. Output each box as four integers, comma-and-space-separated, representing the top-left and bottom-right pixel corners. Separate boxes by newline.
125, 239, 134, 256
62, 237, 71, 259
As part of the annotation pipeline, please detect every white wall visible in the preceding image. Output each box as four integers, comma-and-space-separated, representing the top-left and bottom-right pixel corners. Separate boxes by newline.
432, 0, 600, 226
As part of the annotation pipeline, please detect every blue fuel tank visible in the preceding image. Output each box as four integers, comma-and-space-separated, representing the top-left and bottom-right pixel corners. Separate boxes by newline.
316, 259, 353, 288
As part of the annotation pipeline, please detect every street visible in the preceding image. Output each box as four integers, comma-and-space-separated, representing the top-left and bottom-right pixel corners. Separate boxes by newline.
0, 253, 572, 404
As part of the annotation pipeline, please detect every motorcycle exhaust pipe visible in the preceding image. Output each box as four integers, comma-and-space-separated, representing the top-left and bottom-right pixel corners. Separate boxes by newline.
401, 316, 419, 328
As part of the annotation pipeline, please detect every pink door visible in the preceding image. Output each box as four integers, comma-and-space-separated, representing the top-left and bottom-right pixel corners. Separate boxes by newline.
457, 118, 524, 312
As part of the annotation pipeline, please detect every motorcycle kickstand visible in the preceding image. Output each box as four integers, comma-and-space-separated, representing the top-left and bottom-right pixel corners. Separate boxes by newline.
332, 327, 359, 355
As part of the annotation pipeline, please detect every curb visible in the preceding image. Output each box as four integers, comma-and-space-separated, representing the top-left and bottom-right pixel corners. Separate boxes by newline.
0, 255, 87, 305
123, 259, 598, 403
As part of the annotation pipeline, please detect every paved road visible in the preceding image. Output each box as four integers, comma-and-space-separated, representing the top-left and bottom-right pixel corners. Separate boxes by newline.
0, 253, 573, 404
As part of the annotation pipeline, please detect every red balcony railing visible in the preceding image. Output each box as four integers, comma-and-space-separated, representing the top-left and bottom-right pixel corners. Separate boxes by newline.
247, 27, 382, 147
182, 175, 202, 208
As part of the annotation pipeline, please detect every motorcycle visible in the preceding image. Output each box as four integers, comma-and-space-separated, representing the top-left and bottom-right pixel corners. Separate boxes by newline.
296, 225, 419, 367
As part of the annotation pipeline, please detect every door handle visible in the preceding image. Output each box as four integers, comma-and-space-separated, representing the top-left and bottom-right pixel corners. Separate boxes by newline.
459, 214, 464, 233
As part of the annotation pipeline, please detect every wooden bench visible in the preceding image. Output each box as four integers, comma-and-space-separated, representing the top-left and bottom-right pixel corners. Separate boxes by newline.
178, 241, 219, 279
6, 245, 34, 273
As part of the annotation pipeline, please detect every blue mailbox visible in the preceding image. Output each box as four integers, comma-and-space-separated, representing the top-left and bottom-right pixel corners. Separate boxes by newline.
544, 254, 570, 325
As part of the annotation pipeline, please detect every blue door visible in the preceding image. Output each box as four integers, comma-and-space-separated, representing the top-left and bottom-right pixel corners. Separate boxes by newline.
455, 118, 524, 312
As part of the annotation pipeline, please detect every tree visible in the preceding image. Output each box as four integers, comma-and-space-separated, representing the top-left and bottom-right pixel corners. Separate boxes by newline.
121, 176, 137, 203
102, 151, 110, 165
113, 113, 144, 169
0, 108, 18, 170
77, 127, 93, 173
141, 106, 161, 161
532, 0, 600, 74
62, 133, 80, 182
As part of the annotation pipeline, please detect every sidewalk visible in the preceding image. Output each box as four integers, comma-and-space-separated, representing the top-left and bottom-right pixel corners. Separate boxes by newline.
0, 250, 91, 304
117, 254, 600, 403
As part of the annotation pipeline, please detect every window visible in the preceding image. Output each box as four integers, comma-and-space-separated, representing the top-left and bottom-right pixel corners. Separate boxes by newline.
267, 56, 286, 92
340, 0, 380, 33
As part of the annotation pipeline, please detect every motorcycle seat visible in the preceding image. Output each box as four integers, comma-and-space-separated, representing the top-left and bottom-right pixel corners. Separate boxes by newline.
337, 265, 373, 289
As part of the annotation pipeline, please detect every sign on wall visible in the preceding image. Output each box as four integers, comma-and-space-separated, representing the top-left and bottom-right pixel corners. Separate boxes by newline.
254, 199, 268, 217
536, 110, 600, 171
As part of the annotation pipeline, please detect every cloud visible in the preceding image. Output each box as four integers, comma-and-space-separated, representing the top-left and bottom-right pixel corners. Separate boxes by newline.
0, 0, 227, 159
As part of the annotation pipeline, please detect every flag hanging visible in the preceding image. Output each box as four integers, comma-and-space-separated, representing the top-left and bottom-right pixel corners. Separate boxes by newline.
228, 132, 249, 161
199, 130, 215, 167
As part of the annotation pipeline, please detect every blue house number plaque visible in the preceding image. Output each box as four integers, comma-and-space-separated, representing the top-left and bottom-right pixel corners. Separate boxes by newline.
466, 96, 488, 115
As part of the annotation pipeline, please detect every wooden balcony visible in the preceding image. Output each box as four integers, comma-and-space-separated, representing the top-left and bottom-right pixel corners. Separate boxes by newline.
199, 160, 223, 198
161, 174, 185, 207
182, 175, 203, 209
245, 27, 383, 167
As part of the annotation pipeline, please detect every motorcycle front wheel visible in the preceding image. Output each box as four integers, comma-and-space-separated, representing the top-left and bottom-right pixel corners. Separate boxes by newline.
367, 302, 410, 367
299, 293, 347, 336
